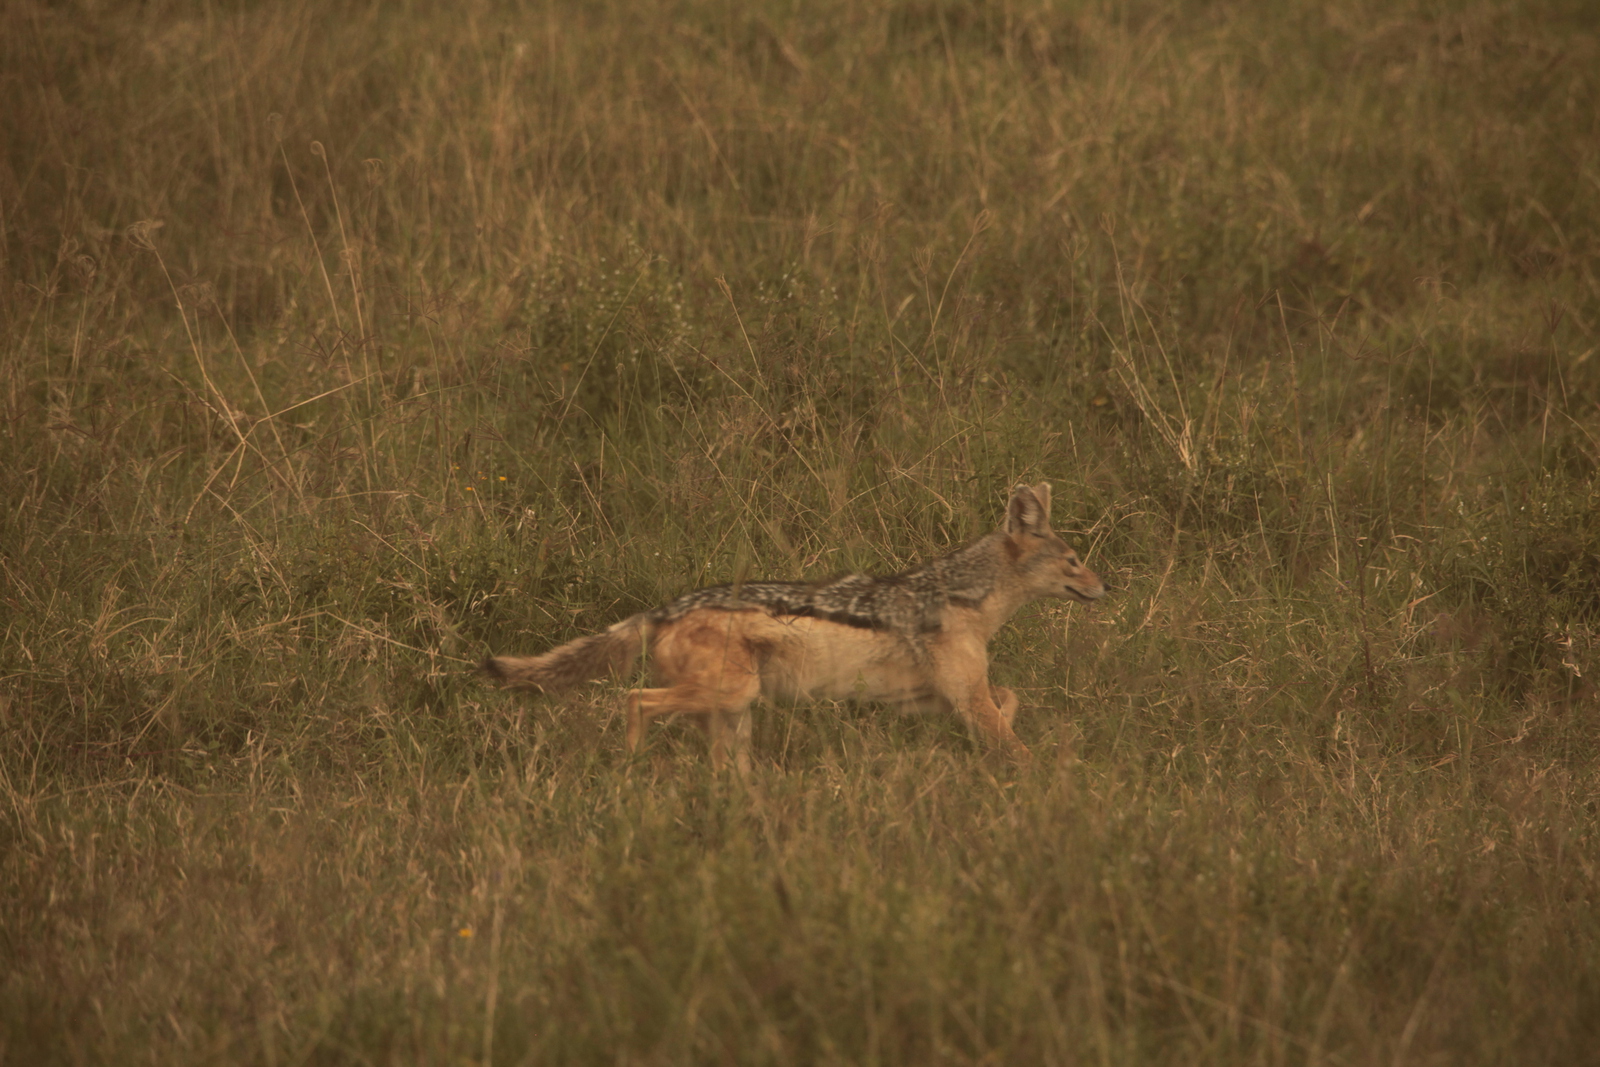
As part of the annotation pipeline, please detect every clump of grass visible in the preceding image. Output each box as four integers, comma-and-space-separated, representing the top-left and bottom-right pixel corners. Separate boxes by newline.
3, 0, 1599, 1063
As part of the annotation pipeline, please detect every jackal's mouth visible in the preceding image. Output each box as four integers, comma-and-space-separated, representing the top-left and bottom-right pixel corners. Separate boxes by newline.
1063, 584, 1106, 602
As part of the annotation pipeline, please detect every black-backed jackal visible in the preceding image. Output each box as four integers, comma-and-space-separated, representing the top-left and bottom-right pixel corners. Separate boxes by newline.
482, 483, 1105, 771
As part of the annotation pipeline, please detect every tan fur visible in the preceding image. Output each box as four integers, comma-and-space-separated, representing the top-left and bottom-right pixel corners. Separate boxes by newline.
483, 483, 1105, 772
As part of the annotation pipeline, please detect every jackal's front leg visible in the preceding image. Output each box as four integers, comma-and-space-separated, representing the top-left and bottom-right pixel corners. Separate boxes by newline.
966, 688, 1030, 763
932, 642, 1031, 763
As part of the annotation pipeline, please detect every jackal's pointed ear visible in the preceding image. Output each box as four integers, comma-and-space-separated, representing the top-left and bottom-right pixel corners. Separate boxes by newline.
1030, 482, 1052, 517
1005, 483, 1052, 535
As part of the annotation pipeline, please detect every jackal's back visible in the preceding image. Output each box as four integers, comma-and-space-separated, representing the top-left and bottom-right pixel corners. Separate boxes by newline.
649, 573, 951, 635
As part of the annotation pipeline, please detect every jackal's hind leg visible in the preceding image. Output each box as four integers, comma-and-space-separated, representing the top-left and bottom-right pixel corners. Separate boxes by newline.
624, 684, 718, 747
631, 613, 766, 771
707, 711, 754, 777
624, 690, 652, 753
991, 686, 1019, 730
624, 679, 759, 772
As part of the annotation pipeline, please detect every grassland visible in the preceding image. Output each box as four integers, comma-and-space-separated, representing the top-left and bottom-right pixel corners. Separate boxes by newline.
3, 0, 1599, 1062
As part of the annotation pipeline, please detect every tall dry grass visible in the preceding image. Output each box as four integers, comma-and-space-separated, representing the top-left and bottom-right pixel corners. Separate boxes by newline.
3, 0, 1599, 1062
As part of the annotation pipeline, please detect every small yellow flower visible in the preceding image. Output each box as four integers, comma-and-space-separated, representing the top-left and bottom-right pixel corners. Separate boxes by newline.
499, 476, 507, 482
464, 486, 474, 491
458, 927, 474, 938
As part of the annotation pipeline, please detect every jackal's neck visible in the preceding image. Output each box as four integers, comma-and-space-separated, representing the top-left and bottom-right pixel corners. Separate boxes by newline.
916, 532, 1031, 640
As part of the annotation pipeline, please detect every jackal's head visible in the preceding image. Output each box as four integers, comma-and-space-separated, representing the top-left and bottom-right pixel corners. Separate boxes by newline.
1003, 483, 1106, 603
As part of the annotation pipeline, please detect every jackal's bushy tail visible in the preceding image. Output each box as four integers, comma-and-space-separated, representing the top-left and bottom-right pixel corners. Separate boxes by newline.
481, 615, 650, 693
